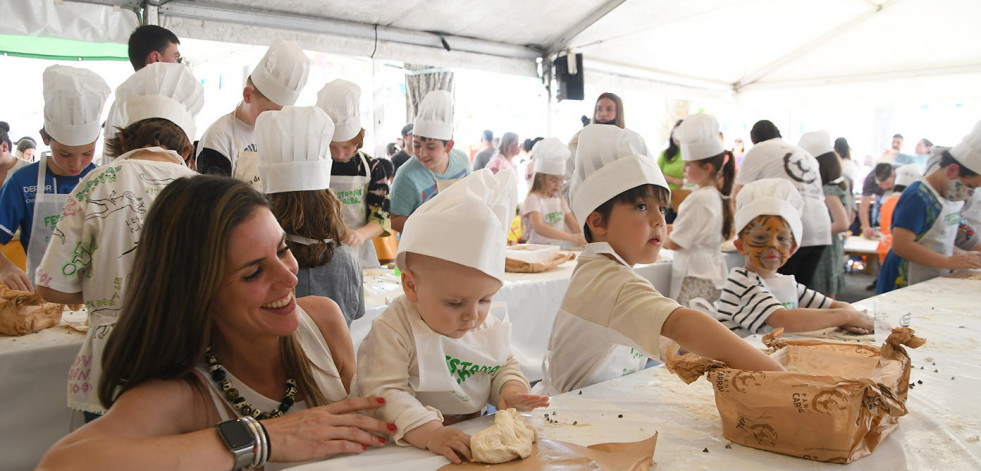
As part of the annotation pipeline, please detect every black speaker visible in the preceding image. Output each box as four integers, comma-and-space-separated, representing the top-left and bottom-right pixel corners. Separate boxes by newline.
554, 53, 584, 101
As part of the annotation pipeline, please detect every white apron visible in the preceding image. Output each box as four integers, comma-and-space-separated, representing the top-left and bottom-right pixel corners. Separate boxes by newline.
907, 180, 962, 285
230, 111, 262, 191
668, 188, 728, 301
409, 303, 511, 416
764, 274, 799, 309
527, 196, 569, 247
333, 152, 380, 268
26, 154, 70, 284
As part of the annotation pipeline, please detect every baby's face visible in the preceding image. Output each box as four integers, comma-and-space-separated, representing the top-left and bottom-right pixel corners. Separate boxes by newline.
402, 254, 503, 339
737, 215, 796, 273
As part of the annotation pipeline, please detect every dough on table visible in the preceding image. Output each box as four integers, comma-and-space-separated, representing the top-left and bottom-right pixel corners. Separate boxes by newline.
470, 408, 537, 464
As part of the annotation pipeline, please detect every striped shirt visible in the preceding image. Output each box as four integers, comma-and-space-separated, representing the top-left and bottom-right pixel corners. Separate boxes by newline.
715, 267, 832, 336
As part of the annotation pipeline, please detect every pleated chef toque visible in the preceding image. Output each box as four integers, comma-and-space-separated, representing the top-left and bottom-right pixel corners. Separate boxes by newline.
42, 65, 110, 146
396, 169, 516, 281
255, 106, 335, 194
894, 163, 922, 188
676, 113, 724, 161
533, 138, 572, 176
413, 90, 454, 141
316, 79, 362, 142
798, 130, 834, 157
950, 119, 981, 174
735, 178, 804, 244
569, 124, 669, 224
250, 38, 310, 107
114, 62, 204, 143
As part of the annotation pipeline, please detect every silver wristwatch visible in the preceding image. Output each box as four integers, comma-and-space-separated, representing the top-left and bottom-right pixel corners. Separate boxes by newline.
216, 418, 256, 470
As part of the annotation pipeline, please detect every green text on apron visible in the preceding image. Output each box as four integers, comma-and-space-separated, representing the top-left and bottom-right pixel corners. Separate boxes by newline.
526, 196, 569, 247
410, 303, 511, 416
908, 180, 961, 285
26, 154, 70, 284
230, 111, 262, 191
332, 152, 380, 268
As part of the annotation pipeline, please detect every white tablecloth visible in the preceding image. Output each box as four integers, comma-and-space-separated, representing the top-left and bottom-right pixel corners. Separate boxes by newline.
288, 270, 981, 470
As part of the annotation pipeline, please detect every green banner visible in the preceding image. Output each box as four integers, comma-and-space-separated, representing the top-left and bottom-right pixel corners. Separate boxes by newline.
0, 34, 127, 61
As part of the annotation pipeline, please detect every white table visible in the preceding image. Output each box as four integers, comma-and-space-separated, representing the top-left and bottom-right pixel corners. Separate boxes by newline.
288, 270, 981, 470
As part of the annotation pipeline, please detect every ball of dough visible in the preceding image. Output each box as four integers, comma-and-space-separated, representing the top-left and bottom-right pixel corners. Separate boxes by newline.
471, 408, 537, 464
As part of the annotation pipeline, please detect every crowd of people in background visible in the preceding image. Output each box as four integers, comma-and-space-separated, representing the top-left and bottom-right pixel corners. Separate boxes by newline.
0, 23, 978, 471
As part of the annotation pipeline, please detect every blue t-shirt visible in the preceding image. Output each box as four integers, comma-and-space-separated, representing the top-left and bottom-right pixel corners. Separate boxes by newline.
0, 160, 95, 251
877, 181, 945, 293
390, 149, 471, 218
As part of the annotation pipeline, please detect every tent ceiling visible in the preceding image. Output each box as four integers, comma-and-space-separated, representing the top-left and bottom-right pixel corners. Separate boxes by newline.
18, 0, 981, 97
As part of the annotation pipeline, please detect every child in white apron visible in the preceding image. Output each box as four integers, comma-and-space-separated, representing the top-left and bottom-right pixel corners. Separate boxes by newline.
663, 114, 733, 307
714, 179, 872, 337
317, 80, 392, 268
35, 63, 202, 419
357, 169, 548, 465
520, 138, 585, 248
878, 125, 981, 293
540, 125, 783, 395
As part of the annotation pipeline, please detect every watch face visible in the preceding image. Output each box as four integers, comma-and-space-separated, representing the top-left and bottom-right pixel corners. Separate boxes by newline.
218, 420, 255, 449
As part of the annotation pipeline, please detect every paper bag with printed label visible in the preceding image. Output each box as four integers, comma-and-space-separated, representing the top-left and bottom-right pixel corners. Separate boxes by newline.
0, 285, 76, 336
667, 327, 925, 463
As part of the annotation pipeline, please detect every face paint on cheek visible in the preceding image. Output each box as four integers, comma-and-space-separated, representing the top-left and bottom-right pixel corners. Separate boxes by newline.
742, 216, 793, 269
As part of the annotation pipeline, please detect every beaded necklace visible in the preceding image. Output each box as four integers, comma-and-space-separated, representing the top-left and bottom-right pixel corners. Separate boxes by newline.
205, 346, 298, 419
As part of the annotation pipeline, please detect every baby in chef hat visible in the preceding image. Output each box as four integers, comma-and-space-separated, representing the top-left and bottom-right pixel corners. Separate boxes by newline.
715, 178, 872, 337
877, 120, 981, 293
196, 38, 310, 188
357, 169, 548, 464
520, 137, 586, 247
34, 62, 203, 418
540, 124, 783, 396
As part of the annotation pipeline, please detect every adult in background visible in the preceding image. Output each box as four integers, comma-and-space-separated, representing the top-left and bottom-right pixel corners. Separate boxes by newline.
733, 120, 832, 287
856, 163, 896, 238
15, 136, 36, 162
485, 131, 521, 187
800, 131, 851, 299
390, 123, 414, 175
471, 129, 496, 171
900, 138, 934, 172
657, 119, 685, 223
37, 176, 393, 470
0, 124, 30, 185
834, 137, 859, 191
566, 93, 625, 197
879, 133, 913, 166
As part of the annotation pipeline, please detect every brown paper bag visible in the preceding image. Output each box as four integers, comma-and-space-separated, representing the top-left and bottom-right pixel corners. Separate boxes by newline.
505, 251, 576, 273
667, 328, 924, 463
439, 434, 657, 470
0, 285, 69, 336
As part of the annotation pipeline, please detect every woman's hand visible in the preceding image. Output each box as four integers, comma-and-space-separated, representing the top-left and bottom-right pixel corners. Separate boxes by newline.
264, 396, 395, 463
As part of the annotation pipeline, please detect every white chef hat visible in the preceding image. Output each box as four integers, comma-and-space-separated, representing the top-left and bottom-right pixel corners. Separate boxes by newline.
114, 62, 204, 143
413, 90, 454, 140
42, 65, 110, 146
396, 169, 516, 282
675, 113, 724, 161
250, 38, 310, 107
950, 119, 981, 174
255, 106, 335, 194
532, 138, 571, 175
316, 79, 363, 143
798, 130, 834, 158
569, 124, 670, 224
735, 178, 804, 244
894, 163, 922, 188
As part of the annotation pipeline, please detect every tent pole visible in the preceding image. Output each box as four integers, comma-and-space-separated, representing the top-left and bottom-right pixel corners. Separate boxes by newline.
145, 3, 159, 25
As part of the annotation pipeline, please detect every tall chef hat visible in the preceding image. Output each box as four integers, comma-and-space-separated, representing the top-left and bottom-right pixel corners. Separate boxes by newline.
532, 138, 571, 176
316, 79, 362, 142
894, 163, 922, 188
114, 62, 204, 143
396, 169, 516, 281
735, 178, 804, 244
255, 106, 335, 194
950, 119, 981, 174
569, 124, 669, 224
675, 113, 725, 161
413, 90, 454, 140
250, 38, 310, 107
798, 130, 834, 158
42, 65, 110, 146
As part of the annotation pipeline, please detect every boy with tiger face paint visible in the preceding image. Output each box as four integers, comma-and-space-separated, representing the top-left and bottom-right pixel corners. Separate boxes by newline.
715, 179, 872, 337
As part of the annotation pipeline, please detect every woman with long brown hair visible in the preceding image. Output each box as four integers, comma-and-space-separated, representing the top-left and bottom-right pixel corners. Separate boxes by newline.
38, 173, 393, 471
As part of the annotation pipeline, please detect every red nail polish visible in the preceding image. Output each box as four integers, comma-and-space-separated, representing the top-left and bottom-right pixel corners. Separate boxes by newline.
378, 436, 387, 444
362, 444, 367, 451
387, 423, 397, 431
376, 397, 385, 404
